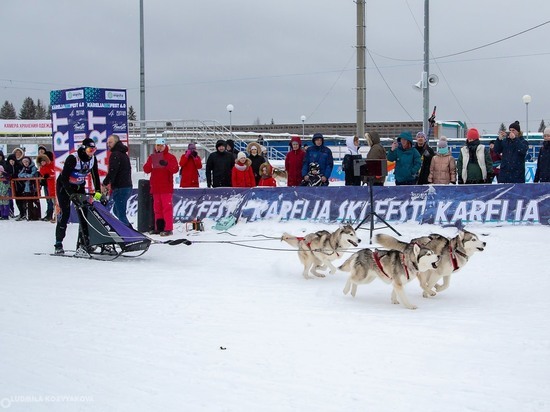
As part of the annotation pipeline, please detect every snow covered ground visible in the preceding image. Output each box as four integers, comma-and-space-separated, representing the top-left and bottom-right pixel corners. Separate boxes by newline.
0, 217, 549, 411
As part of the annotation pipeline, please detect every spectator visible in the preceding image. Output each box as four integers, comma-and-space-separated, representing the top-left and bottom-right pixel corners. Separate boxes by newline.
38, 145, 55, 162
4, 153, 18, 217
301, 162, 328, 187
179, 143, 202, 188
206, 139, 234, 188
494, 121, 529, 183
257, 135, 265, 145
55, 137, 101, 254
414, 131, 435, 184
457, 128, 493, 184
226, 139, 239, 160
342, 135, 362, 186
17, 156, 41, 221
534, 127, 550, 183
102, 134, 133, 227
365, 131, 387, 186
246, 142, 266, 185
428, 137, 456, 185
143, 138, 179, 236
387, 131, 421, 186
258, 162, 277, 187
489, 140, 502, 182
232, 151, 255, 188
0, 165, 10, 219
36, 154, 56, 222
285, 136, 306, 187
301, 133, 334, 186
11, 148, 25, 217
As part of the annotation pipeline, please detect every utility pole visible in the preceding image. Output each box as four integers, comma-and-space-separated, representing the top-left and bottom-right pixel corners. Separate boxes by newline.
139, 0, 147, 167
422, 0, 429, 135
356, 0, 366, 139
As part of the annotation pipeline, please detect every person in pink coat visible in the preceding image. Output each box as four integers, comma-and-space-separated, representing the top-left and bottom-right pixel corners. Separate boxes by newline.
179, 143, 202, 188
143, 138, 179, 236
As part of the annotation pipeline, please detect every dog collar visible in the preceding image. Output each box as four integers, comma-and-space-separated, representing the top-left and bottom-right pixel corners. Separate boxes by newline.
373, 250, 391, 279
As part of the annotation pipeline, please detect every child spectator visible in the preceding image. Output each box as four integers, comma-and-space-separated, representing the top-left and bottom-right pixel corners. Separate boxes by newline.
428, 137, 456, 185
258, 162, 277, 187
231, 151, 255, 187
301, 162, 328, 187
0, 165, 10, 219
36, 154, 56, 222
17, 156, 41, 220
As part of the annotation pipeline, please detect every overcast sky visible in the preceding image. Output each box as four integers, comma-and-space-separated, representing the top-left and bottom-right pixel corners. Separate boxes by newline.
2, 0, 550, 134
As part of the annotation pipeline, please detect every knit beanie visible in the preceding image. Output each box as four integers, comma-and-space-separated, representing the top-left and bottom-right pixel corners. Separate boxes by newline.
416, 131, 426, 139
215, 139, 226, 149
509, 121, 521, 133
466, 128, 480, 141
437, 137, 448, 154
237, 151, 246, 161
544, 127, 550, 136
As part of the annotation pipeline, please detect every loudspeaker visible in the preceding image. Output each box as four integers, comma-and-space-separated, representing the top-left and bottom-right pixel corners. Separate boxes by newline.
427, 74, 439, 86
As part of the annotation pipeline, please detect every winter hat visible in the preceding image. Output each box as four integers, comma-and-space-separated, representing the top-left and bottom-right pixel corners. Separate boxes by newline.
466, 128, 480, 141
312, 133, 323, 142
397, 131, 413, 143
36, 154, 50, 165
82, 137, 96, 148
155, 138, 166, 145
187, 143, 196, 151
289, 136, 302, 147
309, 162, 320, 172
416, 131, 427, 139
215, 139, 226, 149
544, 127, 550, 136
237, 151, 247, 161
226, 139, 235, 150
509, 121, 521, 133
437, 137, 449, 154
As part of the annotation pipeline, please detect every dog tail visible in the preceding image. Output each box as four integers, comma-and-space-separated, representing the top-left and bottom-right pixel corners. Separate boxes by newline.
375, 233, 408, 252
338, 253, 356, 272
281, 233, 300, 248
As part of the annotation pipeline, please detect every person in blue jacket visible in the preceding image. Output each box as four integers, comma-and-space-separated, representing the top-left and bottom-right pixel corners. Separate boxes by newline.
301, 133, 334, 186
387, 131, 421, 185
494, 121, 529, 183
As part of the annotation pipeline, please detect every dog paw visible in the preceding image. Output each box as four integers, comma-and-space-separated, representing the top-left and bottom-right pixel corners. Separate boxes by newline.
314, 273, 326, 278
407, 305, 418, 310
434, 284, 443, 292
422, 290, 436, 298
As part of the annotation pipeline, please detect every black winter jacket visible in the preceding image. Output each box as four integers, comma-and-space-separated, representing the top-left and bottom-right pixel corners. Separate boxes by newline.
534, 141, 550, 183
103, 141, 132, 189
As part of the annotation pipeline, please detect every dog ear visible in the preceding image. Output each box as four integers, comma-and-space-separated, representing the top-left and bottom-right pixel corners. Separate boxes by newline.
413, 243, 420, 256
457, 231, 465, 241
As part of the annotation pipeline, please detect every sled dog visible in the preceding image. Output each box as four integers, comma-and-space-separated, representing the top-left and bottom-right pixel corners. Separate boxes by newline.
339, 243, 439, 310
282, 225, 360, 279
375, 230, 486, 298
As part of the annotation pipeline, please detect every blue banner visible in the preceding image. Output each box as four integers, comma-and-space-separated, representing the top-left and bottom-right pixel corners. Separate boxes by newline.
50, 87, 128, 177
123, 184, 550, 226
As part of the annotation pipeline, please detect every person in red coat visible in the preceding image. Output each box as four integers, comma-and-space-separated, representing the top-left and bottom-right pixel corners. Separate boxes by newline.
36, 154, 56, 222
285, 136, 305, 186
232, 152, 255, 187
143, 138, 179, 236
179, 143, 202, 188
258, 162, 277, 187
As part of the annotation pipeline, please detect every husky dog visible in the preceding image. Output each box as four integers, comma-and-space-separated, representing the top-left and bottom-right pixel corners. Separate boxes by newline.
375, 230, 486, 298
282, 225, 361, 279
339, 243, 440, 310
272, 168, 288, 184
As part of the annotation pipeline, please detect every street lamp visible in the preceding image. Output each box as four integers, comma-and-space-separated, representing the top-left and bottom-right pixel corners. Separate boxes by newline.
226, 104, 234, 136
522, 95, 531, 139
300, 115, 306, 139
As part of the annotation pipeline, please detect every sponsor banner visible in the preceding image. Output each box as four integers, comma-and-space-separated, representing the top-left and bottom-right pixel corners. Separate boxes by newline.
0, 120, 52, 134
141, 184, 548, 226
50, 87, 128, 177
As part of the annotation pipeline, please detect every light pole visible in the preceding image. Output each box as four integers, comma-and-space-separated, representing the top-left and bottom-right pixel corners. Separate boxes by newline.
226, 104, 234, 136
522, 94, 531, 139
300, 115, 306, 139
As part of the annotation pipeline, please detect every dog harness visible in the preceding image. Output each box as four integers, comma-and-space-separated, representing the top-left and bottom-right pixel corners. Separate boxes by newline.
295, 236, 340, 257
448, 243, 468, 272
373, 250, 391, 279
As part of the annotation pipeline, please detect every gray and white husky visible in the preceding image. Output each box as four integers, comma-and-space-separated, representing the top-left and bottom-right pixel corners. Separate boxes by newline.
375, 230, 486, 298
282, 225, 361, 279
339, 243, 440, 310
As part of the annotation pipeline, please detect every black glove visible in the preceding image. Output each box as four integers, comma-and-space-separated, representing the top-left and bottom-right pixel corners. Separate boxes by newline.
159, 159, 168, 166
69, 193, 84, 206
191, 150, 198, 157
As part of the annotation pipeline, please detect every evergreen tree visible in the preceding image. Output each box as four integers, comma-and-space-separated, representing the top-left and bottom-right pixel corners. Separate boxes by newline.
499, 123, 506, 133
19, 97, 37, 119
46, 104, 52, 120
253, 117, 261, 125
0, 100, 17, 119
128, 106, 137, 121
35, 98, 47, 119
538, 119, 546, 132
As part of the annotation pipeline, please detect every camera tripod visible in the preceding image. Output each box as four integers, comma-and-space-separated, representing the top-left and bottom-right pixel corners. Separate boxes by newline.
355, 177, 401, 244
